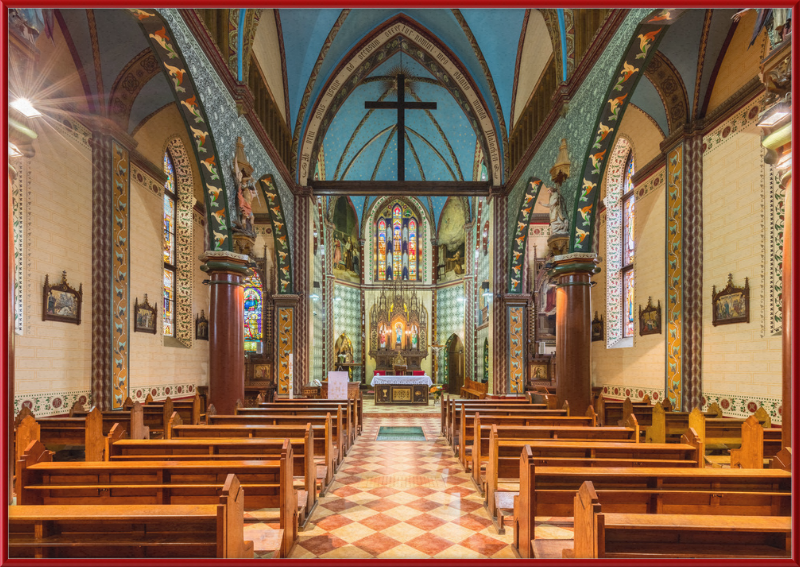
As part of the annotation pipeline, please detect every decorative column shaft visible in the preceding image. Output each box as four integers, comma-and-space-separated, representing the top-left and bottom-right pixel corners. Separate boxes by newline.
551, 253, 598, 415
201, 251, 249, 413
492, 195, 508, 395
91, 131, 131, 410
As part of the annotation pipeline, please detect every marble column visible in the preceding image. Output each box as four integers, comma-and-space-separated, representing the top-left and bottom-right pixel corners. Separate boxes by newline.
551, 253, 598, 415
201, 251, 249, 414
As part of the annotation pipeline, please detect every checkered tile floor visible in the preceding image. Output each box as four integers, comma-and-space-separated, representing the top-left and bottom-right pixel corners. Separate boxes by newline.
288, 416, 518, 558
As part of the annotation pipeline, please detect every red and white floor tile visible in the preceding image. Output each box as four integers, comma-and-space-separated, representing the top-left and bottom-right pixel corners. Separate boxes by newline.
288, 416, 519, 559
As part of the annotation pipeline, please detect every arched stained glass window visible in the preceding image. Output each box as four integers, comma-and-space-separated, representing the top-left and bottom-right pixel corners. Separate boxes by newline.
375, 202, 420, 281
244, 272, 263, 352
392, 206, 402, 279
621, 153, 635, 338
163, 152, 177, 337
377, 219, 387, 281
408, 219, 417, 280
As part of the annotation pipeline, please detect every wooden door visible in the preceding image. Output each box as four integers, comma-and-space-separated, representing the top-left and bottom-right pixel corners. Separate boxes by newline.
447, 335, 464, 395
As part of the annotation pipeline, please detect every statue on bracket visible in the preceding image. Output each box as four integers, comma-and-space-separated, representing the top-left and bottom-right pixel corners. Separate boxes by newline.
542, 183, 569, 235
230, 137, 258, 256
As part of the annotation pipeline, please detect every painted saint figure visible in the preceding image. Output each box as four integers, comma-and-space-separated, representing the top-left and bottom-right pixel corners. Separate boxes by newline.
395, 322, 403, 348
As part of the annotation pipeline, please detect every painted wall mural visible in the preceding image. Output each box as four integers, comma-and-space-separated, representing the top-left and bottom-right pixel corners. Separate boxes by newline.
570, 9, 685, 253
277, 306, 294, 394
111, 141, 130, 410
331, 197, 360, 284
507, 305, 525, 394
127, 9, 234, 253
259, 175, 293, 294
666, 144, 683, 410
438, 198, 466, 284
508, 178, 542, 292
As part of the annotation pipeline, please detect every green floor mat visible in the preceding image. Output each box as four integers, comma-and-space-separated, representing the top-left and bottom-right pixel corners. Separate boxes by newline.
376, 426, 427, 441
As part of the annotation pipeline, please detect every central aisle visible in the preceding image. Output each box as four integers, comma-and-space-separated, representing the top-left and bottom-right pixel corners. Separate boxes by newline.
288, 416, 516, 558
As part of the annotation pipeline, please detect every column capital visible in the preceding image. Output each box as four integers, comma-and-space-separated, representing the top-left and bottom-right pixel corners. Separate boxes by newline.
548, 253, 599, 278
199, 250, 251, 276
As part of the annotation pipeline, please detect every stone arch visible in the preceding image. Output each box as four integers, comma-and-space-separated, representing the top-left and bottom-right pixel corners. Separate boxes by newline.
163, 135, 196, 346
569, 9, 686, 254
127, 9, 234, 253
508, 177, 544, 292
643, 52, 689, 135
297, 15, 503, 186
257, 174, 293, 294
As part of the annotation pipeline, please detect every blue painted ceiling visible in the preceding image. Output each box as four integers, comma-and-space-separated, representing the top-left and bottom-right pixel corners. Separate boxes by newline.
279, 8, 527, 183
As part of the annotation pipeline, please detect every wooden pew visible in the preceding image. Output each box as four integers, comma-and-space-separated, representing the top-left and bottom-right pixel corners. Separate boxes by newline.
513, 446, 793, 558
470, 414, 640, 489
125, 393, 202, 425
17, 439, 298, 558
253, 401, 358, 447
643, 402, 732, 443
460, 378, 488, 399
117, 397, 174, 438
271, 397, 364, 435
70, 402, 150, 440
568, 481, 791, 559
168, 414, 335, 490
235, 405, 352, 453
448, 401, 557, 447
704, 415, 783, 468
486, 426, 704, 532
16, 408, 105, 461
207, 409, 345, 470
596, 396, 654, 427
9, 474, 258, 559
454, 406, 593, 467
442, 396, 534, 435
108, 425, 319, 528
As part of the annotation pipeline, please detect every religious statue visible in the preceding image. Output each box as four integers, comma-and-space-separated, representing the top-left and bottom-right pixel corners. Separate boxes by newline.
379, 325, 388, 349
541, 184, 569, 235
411, 325, 418, 349
232, 137, 257, 236
734, 8, 791, 49
395, 322, 403, 348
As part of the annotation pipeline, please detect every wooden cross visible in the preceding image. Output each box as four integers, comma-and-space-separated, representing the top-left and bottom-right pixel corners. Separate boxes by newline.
364, 74, 437, 181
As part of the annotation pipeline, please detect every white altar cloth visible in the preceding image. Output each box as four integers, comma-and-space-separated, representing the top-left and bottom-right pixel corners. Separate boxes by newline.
372, 375, 433, 387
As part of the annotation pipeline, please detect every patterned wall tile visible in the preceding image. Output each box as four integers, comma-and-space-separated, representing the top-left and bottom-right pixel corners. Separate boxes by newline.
665, 143, 683, 410
333, 282, 362, 383
702, 392, 782, 425
111, 141, 130, 410
507, 305, 525, 393
435, 284, 465, 383
277, 306, 294, 394
14, 390, 92, 418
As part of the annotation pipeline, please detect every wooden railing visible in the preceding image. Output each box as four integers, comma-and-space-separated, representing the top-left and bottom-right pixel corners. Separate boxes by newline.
508, 57, 558, 174
248, 55, 292, 170
195, 9, 230, 63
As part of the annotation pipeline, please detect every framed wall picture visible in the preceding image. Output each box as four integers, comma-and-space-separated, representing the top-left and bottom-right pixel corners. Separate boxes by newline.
134, 295, 157, 334
638, 297, 662, 336
591, 311, 604, 342
42, 271, 82, 325
195, 310, 209, 340
528, 358, 549, 383
712, 274, 750, 326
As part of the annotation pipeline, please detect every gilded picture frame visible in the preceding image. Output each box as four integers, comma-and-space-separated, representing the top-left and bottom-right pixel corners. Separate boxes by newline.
42, 271, 82, 325
712, 274, 750, 326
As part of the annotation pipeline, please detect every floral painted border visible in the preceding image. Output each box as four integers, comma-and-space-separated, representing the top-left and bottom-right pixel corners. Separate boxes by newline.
601, 384, 665, 404
665, 144, 683, 410
259, 175, 293, 294
507, 305, 525, 393
111, 140, 130, 410
604, 138, 631, 346
15, 390, 92, 418
702, 95, 765, 155
508, 178, 543, 292
129, 382, 198, 402
11, 157, 25, 335
571, 9, 685, 253
633, 169, 664, 202
702, 392, 782, 425
764, 161, 785, 337
277, 306, 294, 394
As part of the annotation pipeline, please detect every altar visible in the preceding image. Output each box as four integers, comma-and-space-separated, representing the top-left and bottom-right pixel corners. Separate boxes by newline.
373, 375, 432, 405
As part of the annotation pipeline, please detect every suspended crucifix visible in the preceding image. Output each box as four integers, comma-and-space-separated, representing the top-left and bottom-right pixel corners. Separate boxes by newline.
364, 74, 436, 181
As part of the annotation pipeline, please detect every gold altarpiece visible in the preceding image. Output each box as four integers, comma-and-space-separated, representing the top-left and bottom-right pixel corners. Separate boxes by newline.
369, 283, 429, 372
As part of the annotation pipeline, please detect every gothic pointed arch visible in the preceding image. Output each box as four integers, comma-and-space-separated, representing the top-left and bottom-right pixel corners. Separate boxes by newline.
507, 178, 544, 292
257, 174, 293, 294
569, 9, 686, 254
297, 15, 503, 186
643, 52, 690, 134
126, 9, 234, 252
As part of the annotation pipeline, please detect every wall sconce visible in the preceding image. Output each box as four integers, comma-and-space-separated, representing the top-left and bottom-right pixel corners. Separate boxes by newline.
757, 101, 790, 128
11, 98, 41, 118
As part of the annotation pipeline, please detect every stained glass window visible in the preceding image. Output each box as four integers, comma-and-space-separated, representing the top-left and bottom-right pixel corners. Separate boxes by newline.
163, 268, 174, 337
375, 202, 420, 281
622, 154, 635, 266
244, 272, 263, 351
623, 269, 635, 337
163, 152, 177, 336
392, 206, 402, 278
408, 219, 417, 281
377, 219, 387, 281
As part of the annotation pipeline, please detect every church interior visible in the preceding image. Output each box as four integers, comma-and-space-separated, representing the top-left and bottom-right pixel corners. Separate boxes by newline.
6, 7, 795, 561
